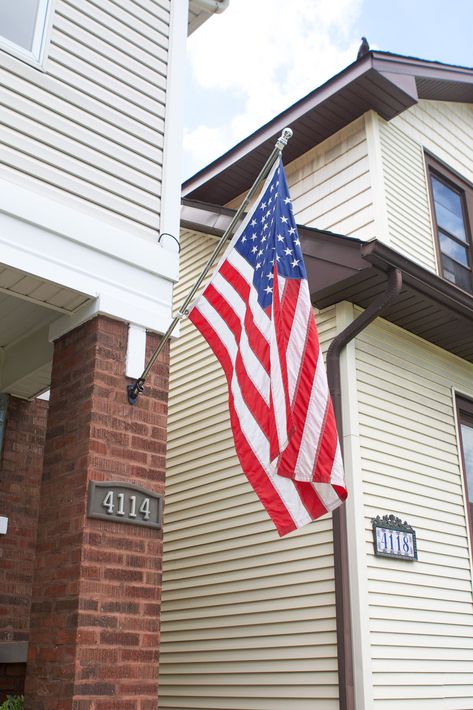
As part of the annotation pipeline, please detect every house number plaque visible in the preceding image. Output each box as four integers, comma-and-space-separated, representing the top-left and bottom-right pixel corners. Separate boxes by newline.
87, 481, 163, 529
371, 514, 417, 561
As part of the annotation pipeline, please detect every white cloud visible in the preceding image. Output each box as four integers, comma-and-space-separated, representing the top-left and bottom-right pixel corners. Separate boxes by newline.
184, 0, 364, 177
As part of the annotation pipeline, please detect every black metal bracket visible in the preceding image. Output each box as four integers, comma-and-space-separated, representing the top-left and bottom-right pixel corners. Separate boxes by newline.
127, 379, 145, 406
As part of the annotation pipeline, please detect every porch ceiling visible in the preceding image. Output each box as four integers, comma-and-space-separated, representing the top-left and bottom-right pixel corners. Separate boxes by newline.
0, 264, 93, 399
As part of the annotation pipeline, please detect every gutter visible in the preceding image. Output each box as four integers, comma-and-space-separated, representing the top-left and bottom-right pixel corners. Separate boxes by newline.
326, 267, 403, 710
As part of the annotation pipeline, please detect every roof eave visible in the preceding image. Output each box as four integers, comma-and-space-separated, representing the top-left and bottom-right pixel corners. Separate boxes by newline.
183, 52, 473, 205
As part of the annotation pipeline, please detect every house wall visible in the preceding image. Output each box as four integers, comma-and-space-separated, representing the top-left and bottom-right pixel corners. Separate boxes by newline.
0, 0, 170, 238
284, 117, 375, 241
375, 100, 473, 271
159, 229, 341, 710
354, 316, 473, 709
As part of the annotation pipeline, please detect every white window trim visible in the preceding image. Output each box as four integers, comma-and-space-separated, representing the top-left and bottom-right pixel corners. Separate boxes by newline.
0, 0, 55, 70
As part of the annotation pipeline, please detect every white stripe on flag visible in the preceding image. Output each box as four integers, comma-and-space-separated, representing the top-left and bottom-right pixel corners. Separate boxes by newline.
212, 272, 270, 404
285, 280, 313, 403
329, 441, 345, 487
294, 348, 329, 481
312, 481, 342, 511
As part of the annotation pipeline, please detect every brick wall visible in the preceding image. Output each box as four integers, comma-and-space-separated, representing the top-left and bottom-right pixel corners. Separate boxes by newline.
0, 396, 48, 701
24, 316, 169, 709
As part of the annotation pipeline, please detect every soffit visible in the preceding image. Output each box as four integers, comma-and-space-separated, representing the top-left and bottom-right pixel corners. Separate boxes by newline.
183, 52, 473, 205
188, 1, 228, 35
0, 265, 93, 398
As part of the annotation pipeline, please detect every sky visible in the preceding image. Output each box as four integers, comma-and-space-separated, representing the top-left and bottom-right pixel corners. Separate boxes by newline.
182, 0, 472, 180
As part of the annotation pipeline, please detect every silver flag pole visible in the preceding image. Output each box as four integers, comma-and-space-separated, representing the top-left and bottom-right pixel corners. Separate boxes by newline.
127, 127, 293, 405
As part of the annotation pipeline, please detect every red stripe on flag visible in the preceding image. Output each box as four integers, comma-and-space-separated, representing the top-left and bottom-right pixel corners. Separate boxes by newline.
203, 284, 271, 433
220, 260, 270, 370
276, 309, 318, 477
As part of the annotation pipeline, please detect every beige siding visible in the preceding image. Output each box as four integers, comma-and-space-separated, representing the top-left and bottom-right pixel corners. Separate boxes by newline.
392, 101, 473, 186
226, 118, 374, 242
378, 117, 437, 270
0, 0, 170, 236
377, 101, 473, 271
285, 117, 375, 241
355, 318, 473, 709
159, 229, 340, 710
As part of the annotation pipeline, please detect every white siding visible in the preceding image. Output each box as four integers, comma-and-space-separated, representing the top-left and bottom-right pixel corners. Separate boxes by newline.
159, 229, 340, 710
376, 101, 473, 271
355, 318, 473, 709
0, 0, 170, 236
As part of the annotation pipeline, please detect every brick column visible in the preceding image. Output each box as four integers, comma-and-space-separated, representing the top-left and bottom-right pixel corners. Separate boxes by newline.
0, 396, 48, 701
24, 316, 169, 710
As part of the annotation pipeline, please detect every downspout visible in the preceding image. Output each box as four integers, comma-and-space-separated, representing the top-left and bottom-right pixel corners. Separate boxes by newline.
326, 267, 403, 710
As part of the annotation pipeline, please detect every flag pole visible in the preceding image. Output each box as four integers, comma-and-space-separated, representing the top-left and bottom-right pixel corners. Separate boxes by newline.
127, 126, 293, 405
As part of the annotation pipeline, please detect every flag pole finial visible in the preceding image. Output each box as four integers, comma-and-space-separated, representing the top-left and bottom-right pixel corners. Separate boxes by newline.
276, 127, 293, 151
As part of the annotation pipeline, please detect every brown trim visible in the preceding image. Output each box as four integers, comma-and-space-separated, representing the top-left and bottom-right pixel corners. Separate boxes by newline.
183, 52, 473, 204
425, 153, 473, 294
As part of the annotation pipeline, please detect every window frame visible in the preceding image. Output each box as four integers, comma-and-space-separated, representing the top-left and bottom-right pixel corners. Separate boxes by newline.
0, 0, 55, 70
456, 394, 473, 538
426, 153, 473, 294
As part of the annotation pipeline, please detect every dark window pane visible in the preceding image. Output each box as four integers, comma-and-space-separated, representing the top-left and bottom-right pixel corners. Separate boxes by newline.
432, 176, 467, 241
461, 422, 473, 504
441, 255, 473, 292
439, 231, 469, 266
0, 0, 40, 51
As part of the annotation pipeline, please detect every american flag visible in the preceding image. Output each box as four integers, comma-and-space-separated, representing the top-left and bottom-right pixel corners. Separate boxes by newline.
188, 159, 347, 536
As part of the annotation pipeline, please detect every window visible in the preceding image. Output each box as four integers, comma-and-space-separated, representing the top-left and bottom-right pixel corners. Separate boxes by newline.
0, 0, 54, 66
427, 155, 473, 294
457, 396, 473, 534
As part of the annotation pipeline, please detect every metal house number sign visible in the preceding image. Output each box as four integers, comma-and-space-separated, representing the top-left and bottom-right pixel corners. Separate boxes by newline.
88, 481, 163, 529
371, 514, 418, 561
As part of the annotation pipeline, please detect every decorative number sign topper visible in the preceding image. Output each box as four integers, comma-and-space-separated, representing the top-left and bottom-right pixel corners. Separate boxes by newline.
87, 481, 163, 529
371, 514, 418, 561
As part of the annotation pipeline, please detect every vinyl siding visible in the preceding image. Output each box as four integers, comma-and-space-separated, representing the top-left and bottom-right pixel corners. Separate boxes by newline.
0, 0, 169, 237
285, 117, 375, 241
159, 229, 340, 710
355, 317, 473, 709
226, 118, 374, 242
378, 117, 436, 270
377, 101, 473, 271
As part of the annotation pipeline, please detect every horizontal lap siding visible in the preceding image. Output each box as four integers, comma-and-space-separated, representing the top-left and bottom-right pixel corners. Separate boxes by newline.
159, 229, 340, 710
355, 319, 473, 709
392, 101, 473, 186
285, 117, 375, 241
379, 101, 473, 271
0, 0, 169, 235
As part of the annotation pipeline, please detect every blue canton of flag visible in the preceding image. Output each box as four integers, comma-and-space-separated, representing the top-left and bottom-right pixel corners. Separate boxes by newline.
235, 164, 306, 309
